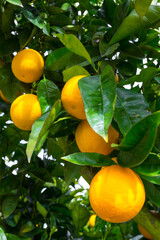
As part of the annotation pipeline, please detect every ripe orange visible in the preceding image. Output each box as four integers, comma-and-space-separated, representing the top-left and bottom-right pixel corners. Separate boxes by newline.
61, 75, 86, 119
11, 49, 44, 83
0, 90, 11, 104
75, 120, 119, 155
89, 214, 97, 227
89, 165, 145, 223
10, 94, 42, 131
138, 224, 153, 239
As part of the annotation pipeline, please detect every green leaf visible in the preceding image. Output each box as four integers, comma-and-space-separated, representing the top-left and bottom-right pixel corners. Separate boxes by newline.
116, 111, 160, 167
37, 78, 60, 114
109, 6, 160, 45
6, 0, 23, 7
133, 153, 160, 177
0, 176, 19, 196
114, 88, 151, 135
20, 221, 34, 234
22, 9, 49, 35
135, 0, 152, 17
36, 201, 48, 218
62, 152, 115, 167
79, 65, 116, 141
99, 41, 119, 57
64, 162, 81, 187
45, 47, 73, 71
2, 195, 18, 219
118, 67, 160, 86
143, 180, 160, 208
71, 203, 90, 231
0, 64, 20, 102
5, 233, 22, 240
29, 168, 53, 182
1, 4, 14, 33
0, 227, 7, 240
140, 174, 160, 185
26, 100, 61, 162
62, 65, 90, 82
56, 34, 94, 68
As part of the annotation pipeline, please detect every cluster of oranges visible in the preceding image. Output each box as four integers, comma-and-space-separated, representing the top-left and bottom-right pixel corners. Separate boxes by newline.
61, 75, 146, 227
9, 48, 44, 131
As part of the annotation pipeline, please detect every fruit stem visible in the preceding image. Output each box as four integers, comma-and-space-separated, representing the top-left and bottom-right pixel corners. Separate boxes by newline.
134, 206, 160, 240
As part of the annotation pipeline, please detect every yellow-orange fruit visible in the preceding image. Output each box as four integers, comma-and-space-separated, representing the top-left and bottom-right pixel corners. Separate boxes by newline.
61, 75, 86, 119
0, 90, 11, 104
75, 120, 119, 155
115, 73, 119, 83
89, 165, 145, 223
11, 49, 44, 83
89, 214, 97, 227
10, 94, 41, 131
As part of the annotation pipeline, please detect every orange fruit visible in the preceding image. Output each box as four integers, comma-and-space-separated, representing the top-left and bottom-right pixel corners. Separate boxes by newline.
0, 90, 11, 104
10, 94, 41, 131
89, 165, 145, 223
61, 75, 86, 119
11, 49, 44, 83
75, 120, 119, 155
115, 73, 119, 83
138, 224, 153, 239
89, 214, 97, 227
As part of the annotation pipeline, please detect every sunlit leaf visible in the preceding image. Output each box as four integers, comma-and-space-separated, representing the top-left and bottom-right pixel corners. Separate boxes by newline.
62, 152, 115, 167
79, 65, 116, 141
109, 6, 160, 45
6, 0, 23, 7
56, 34, 94, 68
62, 65, 90, 82
26, 100, 61, 162
135, 0, 152, 17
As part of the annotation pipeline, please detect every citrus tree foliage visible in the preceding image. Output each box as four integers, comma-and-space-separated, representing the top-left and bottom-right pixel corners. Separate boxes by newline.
0, 0, 160, 239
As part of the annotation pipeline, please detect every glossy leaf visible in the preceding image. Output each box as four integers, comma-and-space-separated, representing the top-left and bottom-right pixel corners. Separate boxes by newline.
22, 9, 49, 35
26, 100, 61, 162
45, 47, 73, 71
62, 65, 90, 82
143, 180, 160, 208
56, 34, 94, 67
79, 65, 116, 141
37, 78, 60, 114
118, 67, 160, 86
115, 111, 160, 167
139, 174, 160, 185
0, 227, 7, 240
114, 88, 150, 135
135, 0, 152, 17
133, 153, 160, 176
6, 0, 23, 7
36, 201, 48, 218
62, 152, 115, 167
109, 6, 160, 45
2, 195, 18, 219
